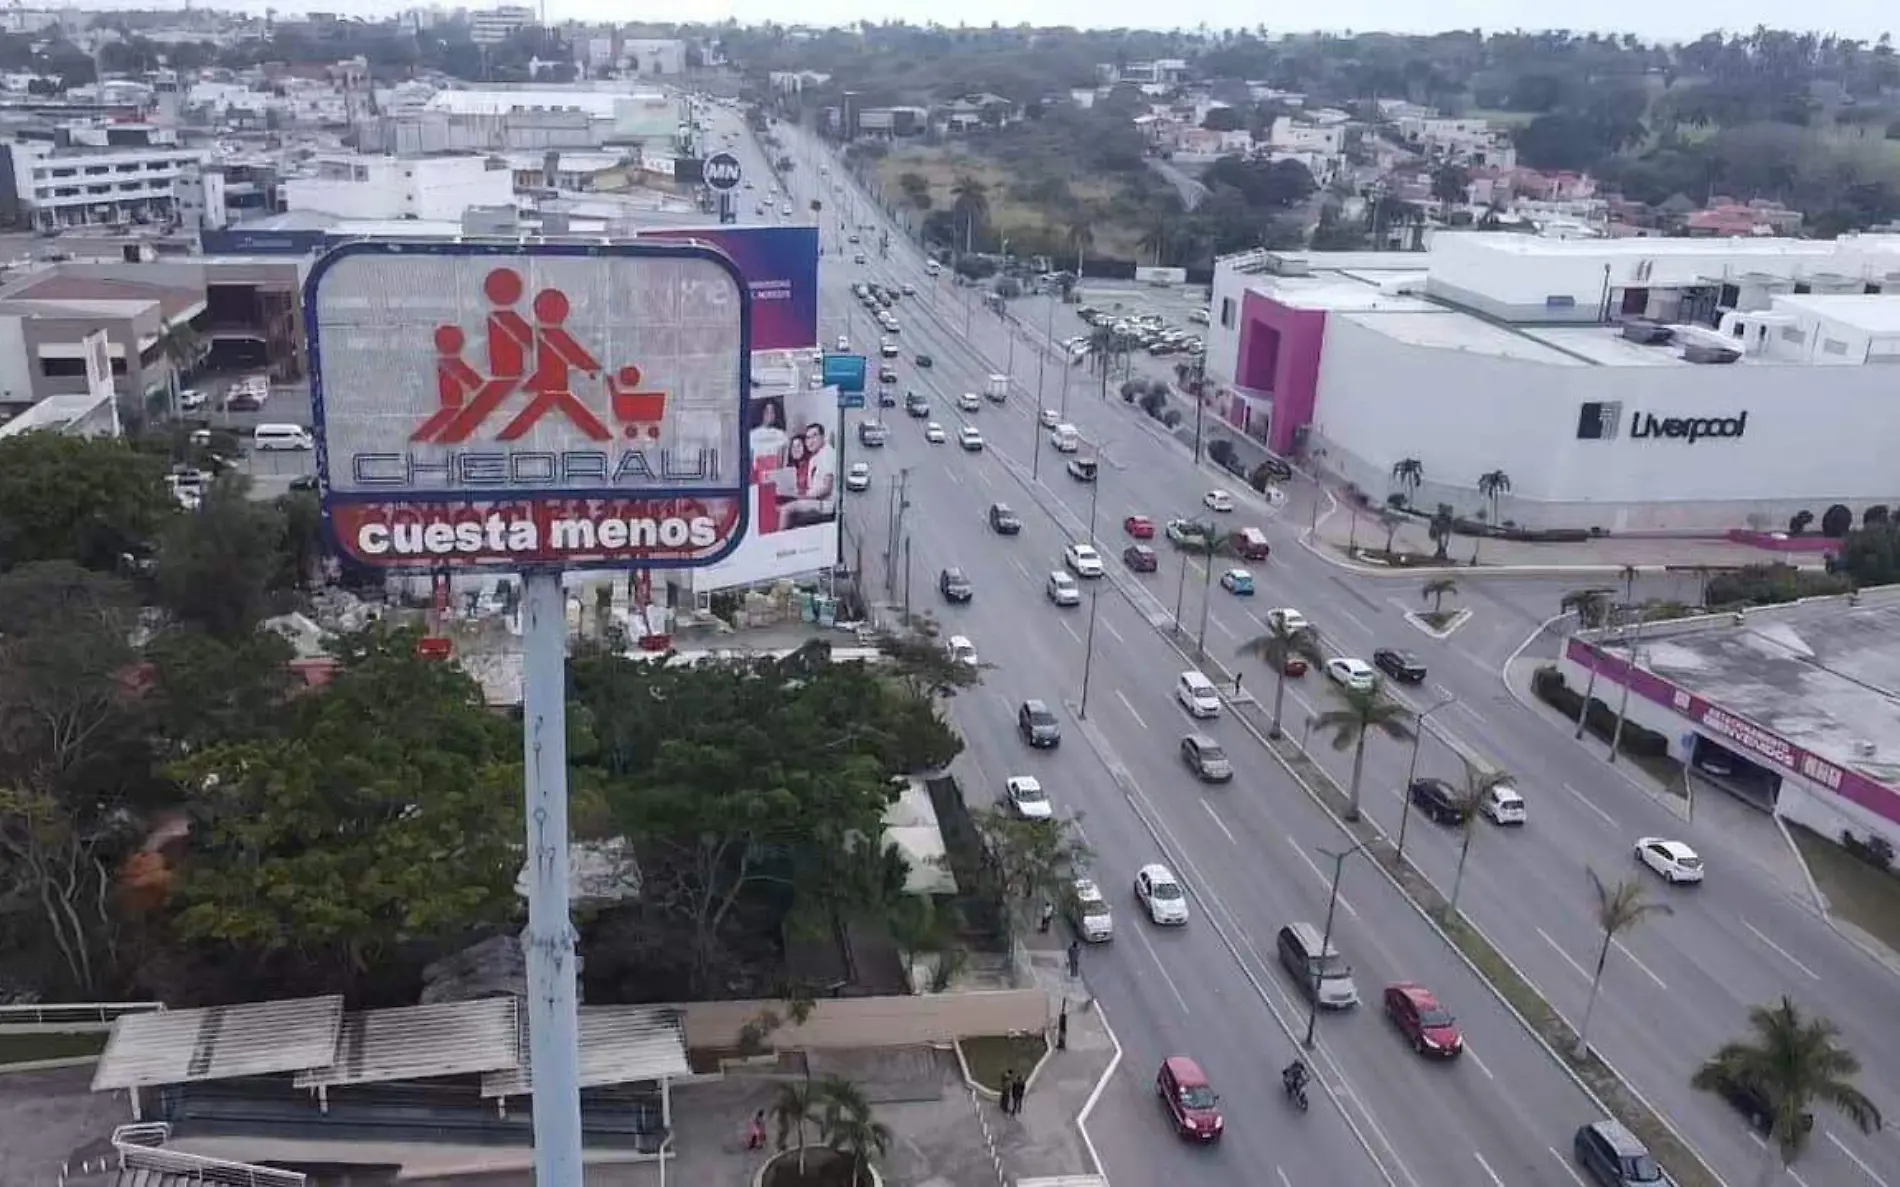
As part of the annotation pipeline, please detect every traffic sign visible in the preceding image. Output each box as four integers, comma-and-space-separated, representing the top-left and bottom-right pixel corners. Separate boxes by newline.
704, 152, 743, 192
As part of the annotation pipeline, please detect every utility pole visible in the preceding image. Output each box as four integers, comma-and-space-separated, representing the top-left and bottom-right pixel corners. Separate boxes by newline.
1078, 585, 1102, 719
1303, 841, 1370, 1049
1607, 619, 1645, 765
1394, 698, 1456, 866
1188, 357, 1207, 466
902, 536, 912, 623
1058, 343, 1073, 418
1031, 413, 1043, 480
1036, 297, 1053, 413
884, 468, 911, 598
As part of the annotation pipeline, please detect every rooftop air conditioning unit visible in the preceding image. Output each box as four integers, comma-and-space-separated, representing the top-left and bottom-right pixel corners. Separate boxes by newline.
1682, 341, 1742, 364
1621, 319, 1675, 345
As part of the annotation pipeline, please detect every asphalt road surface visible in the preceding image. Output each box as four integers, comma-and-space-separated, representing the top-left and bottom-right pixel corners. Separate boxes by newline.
733, 106, 1900, 1187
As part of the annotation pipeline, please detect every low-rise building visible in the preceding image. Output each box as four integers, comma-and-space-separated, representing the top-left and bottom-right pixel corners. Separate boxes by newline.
282, 153, 516, 222
0, 137, 207, 232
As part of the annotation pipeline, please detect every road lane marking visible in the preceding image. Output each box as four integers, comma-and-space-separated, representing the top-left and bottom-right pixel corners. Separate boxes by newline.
1548, 1148, 1590, 1187
1285, 834, 1359, 919
1463, 1045, 1495, 1080
1011, 558, 1033, 583
943, 469, 961, 486
1538, 928, 1592, 981
1114, 690, 1148, 731
1472, 1151, 1506, 1187
1201, 800, 1238, 844
1747, 1133, 1814, 1187
1101, 616, 1126, 644
1060, 618, 1082, 644
1126, 916, 1192, 1014
1331, 605, 1371, 636
1207, 612, 1239, 640
1610, 939, 1668, 990
1275, 1168, 1293, 1187
1562, 782, 1621, 829
1741, 918, 1822, 981
1827, 1132, 1890, 1187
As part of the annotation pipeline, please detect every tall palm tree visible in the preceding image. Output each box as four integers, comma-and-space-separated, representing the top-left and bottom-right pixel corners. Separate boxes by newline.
1376, 508, 1406, 556
1188, 528, 1237, 657
1445, 763, 1514, 919
1476, 469, 1511, 524
1421, 577, 1458, 616
1136, 216, 1169, 266
1692, 997, 1881, 1187
950, 175, 989, 254
156, 317, 202, 420
1618, 563, 1639, 608
1314, 684, 1415, 821
1576, 868, 1673, 1057
771, 1080, 820, 1172
1391, 457, 1424, 503
818, 1077, 893, 1187
1238, 621, 1325, 739
1560, 588, 1613, 630
1068, 220, 1094, 277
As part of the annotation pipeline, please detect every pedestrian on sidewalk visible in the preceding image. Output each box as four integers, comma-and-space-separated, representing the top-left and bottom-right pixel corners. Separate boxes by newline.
745, 1109, 766, 1150
1010, 1073, 1027, 1115
1066, 939, 1082, 978
1234, 670, 1244, 695
1038, 899, 1055, 933
998, 1069, 1017, 1114
1057, 1001, 1069, 1051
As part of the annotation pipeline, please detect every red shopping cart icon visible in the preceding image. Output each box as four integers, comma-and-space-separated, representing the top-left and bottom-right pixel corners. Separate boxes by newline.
609, 365, 667, 441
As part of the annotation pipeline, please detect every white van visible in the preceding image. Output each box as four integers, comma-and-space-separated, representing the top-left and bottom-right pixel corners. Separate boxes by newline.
253, 423, 314, 451
1175, 670, 1222, 718
1050, 423, 1080, 453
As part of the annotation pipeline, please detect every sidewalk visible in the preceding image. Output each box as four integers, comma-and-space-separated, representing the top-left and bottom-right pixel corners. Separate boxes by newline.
1305, 488, 1829, 575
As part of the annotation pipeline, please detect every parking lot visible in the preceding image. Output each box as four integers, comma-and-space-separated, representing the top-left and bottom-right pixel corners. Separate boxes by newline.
179, 375, 316, 501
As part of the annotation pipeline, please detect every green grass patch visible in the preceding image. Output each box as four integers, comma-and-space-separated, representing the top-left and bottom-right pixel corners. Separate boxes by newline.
958, 1033, 1048, 1093
1788, 823, 1900, 954
0, 1030, 107, 1066
1463, 109, 1541, 128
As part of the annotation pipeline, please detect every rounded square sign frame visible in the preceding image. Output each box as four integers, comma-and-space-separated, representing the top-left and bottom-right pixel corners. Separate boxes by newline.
304, 238, 753, 574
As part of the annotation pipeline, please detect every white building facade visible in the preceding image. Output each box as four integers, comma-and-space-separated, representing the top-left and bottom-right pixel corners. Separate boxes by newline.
1208, 235, 1900, 532
282, 154, 515, 222
2, 141, 207, 230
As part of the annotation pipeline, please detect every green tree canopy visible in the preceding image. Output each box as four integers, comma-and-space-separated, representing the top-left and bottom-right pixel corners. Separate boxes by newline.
0, 434, 175, 573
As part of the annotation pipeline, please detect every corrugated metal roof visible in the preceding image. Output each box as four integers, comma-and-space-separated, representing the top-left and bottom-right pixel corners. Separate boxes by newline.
294, 998, 520, 1089
91, 996, 344, 1091
480, 1005, 688, 1098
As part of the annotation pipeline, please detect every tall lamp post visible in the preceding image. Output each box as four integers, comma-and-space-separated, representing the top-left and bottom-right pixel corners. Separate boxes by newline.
1078, 585, 1102, 719
1035, 297, 1053, 414
1393, 697, 1456, 867
1607, 618, 1646, 766
1302, 839, 1373, 1050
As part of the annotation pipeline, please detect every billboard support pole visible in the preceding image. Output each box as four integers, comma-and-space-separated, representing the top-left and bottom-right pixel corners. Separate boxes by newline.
520, 568, 583, 1186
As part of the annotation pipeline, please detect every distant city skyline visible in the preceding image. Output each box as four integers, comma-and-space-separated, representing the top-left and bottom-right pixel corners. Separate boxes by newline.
44, 0, 1894, 47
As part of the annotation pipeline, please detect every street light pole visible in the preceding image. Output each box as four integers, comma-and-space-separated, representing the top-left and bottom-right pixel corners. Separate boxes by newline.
1031, 413, 1042, 480
1078, 585, 1102, 719
1086, 464, 1102, 541
1394, 698, 1456, 868
1036, 298, 1053, 413
1173, 552, 1191, 632
1607, 622, 1644, 765
1302, 840, 1370, 1050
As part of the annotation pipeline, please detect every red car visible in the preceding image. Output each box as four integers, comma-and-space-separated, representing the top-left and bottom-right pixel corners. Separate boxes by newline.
1384, 982, 1463, 1059
1155, 1056, 1223, 1141
1283, 657, 1309, 677
1123, 544, 1158, 573
1124, 514, 1155, 539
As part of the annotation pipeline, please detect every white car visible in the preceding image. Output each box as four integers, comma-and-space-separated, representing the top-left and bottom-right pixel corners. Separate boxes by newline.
836, 335, 850, 351
1636, 837, 1705, 884
924, 422, 947, 444
1175, 670, 1222, 718
959, 426, 985, 451
1265, 607, 1310, 636
1480, 782, 1527, 826
177, 388, 208, 412
808, 373, 824, 389
958, 391, 981, 411
845, 462, 871, 492
1063, 543, 1105, 577
810, 349, 825, 365
1039, 407, 1062, 428
1004, 775, 1054, 820
880, 340, 899, 358
1046, 571, 1081, 606
1135, 863, 1189, 926
947, 635, 979, 666
1203, 490, 1236, 513
1068, 876, 1114, 942
1326, 657, 1378, 691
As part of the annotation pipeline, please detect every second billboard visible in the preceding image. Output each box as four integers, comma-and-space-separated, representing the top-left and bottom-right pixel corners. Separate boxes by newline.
692, 379, 842, 589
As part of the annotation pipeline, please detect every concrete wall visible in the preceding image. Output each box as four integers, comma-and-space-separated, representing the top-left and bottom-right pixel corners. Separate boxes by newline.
1308, 311, 1900, 531
678, 990, 1048, 1051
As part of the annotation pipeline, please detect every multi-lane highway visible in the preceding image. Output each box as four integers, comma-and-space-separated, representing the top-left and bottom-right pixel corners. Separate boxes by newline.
714, 104, 1900, 1187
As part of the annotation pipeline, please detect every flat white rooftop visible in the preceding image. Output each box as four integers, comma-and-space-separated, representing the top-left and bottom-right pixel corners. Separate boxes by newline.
1771, 292, 1900, 336
1248, 276, 1435, 314
1338, 309, 1588, 365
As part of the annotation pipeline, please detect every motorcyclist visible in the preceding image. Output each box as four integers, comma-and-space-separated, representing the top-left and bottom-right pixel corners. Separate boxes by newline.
1282, 1058, 1309, 1096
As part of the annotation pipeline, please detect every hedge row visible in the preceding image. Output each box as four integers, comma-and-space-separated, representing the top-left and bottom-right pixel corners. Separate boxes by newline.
1530, 667, 1671, 759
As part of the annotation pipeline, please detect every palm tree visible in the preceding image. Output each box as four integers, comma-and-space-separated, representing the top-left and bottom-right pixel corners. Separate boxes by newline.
1692, 997, 1880, 1187
1314, 684, 1415, 821
1391, 457, 1424, 504
950, 175, 989, 253
1238, 621, 1325, 739
1618, 563, 1639, 608
156, 316, 202, 420
1576, 868, 1673, 1057
771, 1080, 821, 1172
1560, 588, 1613, 630
1189, 528, 1237, 657
1376, 508, 1406, 556
1445, 764, 1513, 919
1136, 216, 1169, 266
1067, 220, 1094, 277
818, 1077, 893, 1187
1477, 469, 1511, 524
1421, 577, 1458, 617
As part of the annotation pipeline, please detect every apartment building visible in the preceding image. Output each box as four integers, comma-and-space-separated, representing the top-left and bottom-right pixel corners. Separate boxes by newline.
468, 5, 535, 45
0, 138, 207, 231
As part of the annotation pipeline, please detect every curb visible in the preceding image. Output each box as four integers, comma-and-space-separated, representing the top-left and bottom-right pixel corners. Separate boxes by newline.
951, 1033, 1057, 1102
1295, 533, 1724, 580
1074, 1001, 1123, 1181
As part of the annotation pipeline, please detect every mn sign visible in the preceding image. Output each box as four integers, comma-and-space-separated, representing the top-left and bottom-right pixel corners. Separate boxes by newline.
704, 152, 743, 192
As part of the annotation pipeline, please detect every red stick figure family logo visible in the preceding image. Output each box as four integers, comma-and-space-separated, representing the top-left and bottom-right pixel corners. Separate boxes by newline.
414, 267, 669, 445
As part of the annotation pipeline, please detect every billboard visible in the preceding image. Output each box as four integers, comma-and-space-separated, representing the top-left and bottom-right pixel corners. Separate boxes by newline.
692, 378, 843, 589
305, 240, 752, 571
638, 225, 817, 354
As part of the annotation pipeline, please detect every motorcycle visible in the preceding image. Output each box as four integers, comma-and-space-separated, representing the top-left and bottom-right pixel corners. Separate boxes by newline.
1282, 1069, 1310, 1113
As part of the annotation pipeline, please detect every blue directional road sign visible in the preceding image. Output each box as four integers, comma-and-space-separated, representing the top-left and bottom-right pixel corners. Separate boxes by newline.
824, 353, 867, 393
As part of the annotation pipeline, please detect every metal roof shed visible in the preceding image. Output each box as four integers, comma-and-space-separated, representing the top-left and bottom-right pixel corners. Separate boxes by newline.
294, 998, 521, 1089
